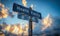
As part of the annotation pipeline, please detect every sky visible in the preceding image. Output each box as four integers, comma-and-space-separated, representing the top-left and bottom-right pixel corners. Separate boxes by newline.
0, 0, 60, 34
0, 0, 60, 24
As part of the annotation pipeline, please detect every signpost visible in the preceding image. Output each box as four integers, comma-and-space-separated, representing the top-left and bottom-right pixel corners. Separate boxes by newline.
13, 3, 42, 36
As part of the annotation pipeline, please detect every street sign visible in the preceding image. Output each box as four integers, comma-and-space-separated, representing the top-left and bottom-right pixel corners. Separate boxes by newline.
18, 13, 29, 20
13, 3, 29, 15
13, 3, 42, 19
13, 3, 42, 36
18, 13, 38, 23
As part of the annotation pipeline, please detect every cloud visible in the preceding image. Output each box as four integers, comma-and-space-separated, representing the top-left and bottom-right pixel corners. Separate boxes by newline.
0, 3, 8, 19
22, 0, 27, 7
41, 14, 52, 31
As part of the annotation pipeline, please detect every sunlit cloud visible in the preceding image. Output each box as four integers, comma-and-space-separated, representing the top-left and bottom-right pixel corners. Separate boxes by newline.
32, 22, 35, 30
4, 25, 11, 32
22, 0, 27, 7
42, 14, 52, 31
23, 24, 28, 35
0, 3, 8, 19
4, 24, 27, 35
3, 23, 35, 35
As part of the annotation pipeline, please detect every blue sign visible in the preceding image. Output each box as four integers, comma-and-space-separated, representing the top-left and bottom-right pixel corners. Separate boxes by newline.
13, 3, 42, 23
18, 13, 29, 20
13, 3, 29, 15
18, 13, 38, 23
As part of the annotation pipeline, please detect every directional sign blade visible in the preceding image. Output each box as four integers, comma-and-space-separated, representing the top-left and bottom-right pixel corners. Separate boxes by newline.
18, 13, 29, 20
24, 15, 29, 20
31, 10, 42, 19
13, 3, 29, 15
18, 13, 23, 19
32, 17, 38, 23
18, 13, 38, 23
13, 3, 42, 19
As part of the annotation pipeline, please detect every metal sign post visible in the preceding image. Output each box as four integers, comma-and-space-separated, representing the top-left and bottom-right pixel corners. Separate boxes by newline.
13, 3, 42, 36
29, 7, 32, 36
